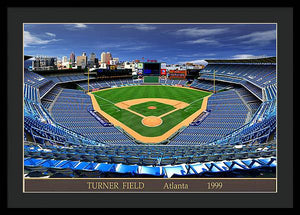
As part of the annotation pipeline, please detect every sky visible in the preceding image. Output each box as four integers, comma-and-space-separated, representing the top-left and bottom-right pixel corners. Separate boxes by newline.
24, 23, 276, 64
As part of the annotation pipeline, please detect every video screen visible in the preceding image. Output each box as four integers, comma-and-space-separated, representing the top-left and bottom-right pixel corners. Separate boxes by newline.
143, 63, 160, 76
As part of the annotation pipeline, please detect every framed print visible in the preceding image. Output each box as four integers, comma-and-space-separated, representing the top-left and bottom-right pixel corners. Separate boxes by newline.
7, 6, 293, 208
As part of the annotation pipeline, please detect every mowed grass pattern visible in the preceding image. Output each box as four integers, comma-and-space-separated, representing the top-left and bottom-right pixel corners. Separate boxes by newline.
129, 101, 175, 117
92, 86, 211, 137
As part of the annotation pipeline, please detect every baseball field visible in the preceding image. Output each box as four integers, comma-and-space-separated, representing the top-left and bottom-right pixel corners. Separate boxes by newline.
89, 85, 211, 143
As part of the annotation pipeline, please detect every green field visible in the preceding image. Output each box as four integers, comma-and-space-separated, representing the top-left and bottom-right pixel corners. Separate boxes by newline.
129, 101, 175, 117
92, 86, 211, 137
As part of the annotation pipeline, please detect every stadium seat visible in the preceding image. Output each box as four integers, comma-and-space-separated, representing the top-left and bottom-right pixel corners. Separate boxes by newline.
160, 158, 176, 165
95, 163, 116, 173
111, 156, 127, 164
80, 154, 95, 162
48, 168, 74, 178
116, 164, 139, 175
163, 165, 188, 178
141, 157, 158, 166
174, 156, 191, 165
126, 156, 141, 165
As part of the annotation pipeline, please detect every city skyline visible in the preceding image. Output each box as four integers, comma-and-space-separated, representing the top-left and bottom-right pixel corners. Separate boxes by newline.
24, 24, 276, 64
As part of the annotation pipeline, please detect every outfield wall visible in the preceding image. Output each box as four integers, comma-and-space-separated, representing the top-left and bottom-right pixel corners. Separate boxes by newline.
144, 76, 159, 83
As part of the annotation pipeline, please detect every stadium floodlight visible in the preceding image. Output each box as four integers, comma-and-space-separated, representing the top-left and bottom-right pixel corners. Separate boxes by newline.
87, 67, 90, 92
214, 70, 216, 93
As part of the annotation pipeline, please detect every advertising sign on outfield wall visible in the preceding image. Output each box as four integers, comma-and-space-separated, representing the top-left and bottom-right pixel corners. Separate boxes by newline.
137, 63, 143, 69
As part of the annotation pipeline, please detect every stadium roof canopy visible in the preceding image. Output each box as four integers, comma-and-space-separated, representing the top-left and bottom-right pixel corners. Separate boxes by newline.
205, 57, 276, 64
24, 55, 33, 61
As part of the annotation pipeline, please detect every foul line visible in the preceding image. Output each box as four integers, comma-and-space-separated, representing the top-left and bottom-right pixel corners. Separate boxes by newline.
188, 96, 205, 105
93, 94, 120, 112
94, 94, 116, 105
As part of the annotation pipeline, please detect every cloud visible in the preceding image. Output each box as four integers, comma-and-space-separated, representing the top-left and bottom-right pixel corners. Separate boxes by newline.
178, 59, 208, 65
119, 45, 150, 51
65, 23, 88, 30
121, 24, 157, 31
231, 54, 269, 59
175, 27, 228, 37
181, 38, 219, 45
45, 32, 56, 37
24, 31, 61, 47
177, 53, 216, 58
236, 30, 276, 46
96, 41, 151, 52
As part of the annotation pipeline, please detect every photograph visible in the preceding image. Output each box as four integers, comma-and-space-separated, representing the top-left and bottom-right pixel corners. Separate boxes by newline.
23, 23, 277, 192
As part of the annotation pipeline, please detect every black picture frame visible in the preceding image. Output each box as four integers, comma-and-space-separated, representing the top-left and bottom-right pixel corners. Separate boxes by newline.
5, 5, 293, 208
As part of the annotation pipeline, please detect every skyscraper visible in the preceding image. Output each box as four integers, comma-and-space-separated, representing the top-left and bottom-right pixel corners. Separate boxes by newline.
101, 52, 113, 64
70, 52, 75, 66
76, 55, 87, 69
90, 52, 96, 62
101, 52, 106, 63
106, 52, 112, 62
88, 52, 97, 67
62, 56, 68, 63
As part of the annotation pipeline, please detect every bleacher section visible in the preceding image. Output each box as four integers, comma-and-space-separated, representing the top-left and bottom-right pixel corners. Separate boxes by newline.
51, 89, 136, 145
235, 87, 262, 114
190, 79, 232, 92
200, 64, 276, 88
24, 140, 276, 178
44, 73, 94, 84
77, 78, 143, 91
41, 85, 62, 110
25, 70, 57, 99
159, 78, 188, 86
265, 84, 277, 101
24, 84, 40, 103
25, 70, 50, 89
199, 64, 276, 101
169, 90, 248, 145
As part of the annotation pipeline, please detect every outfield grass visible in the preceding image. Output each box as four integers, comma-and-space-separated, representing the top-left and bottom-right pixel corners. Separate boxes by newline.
92, 86, 211, 137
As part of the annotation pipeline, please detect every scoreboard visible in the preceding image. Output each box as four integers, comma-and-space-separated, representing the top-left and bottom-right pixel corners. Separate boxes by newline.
142, 62, 161, 76
168, 70, 187, 79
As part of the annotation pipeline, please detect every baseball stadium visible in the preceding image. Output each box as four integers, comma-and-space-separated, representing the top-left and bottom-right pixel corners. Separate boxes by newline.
23, 57, 277, 178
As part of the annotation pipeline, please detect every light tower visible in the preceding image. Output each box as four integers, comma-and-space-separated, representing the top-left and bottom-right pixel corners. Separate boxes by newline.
213, 70, 216, 93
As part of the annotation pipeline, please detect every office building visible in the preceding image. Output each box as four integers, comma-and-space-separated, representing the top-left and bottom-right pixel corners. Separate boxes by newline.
76, 55, 87, 69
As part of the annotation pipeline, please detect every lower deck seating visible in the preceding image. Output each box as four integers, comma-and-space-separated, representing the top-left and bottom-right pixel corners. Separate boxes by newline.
24, 155, 276, 178
24, 140, 276, 166
41, 85, 63, 110
169, 90, 248, 145
51, 89, 136, 145
235, 87, 262, 114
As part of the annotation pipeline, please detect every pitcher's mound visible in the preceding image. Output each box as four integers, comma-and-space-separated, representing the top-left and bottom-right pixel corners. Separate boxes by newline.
148, 106, 157, 110
142, 116, 162, 127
